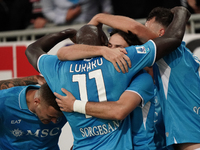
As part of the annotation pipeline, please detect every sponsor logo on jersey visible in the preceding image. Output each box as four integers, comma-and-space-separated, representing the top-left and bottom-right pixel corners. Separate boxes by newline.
11, 129, 23, 137
79, 120, 121, 138
11, 119, 21, 124
136, 46, 146, 54
10, 127, 60, 138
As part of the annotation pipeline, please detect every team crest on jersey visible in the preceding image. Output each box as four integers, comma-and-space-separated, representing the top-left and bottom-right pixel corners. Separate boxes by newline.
136, 46, 146, 54
11, 128, 23, 137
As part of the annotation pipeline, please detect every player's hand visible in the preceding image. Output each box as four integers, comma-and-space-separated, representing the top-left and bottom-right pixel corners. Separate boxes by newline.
34, 75, 46, 85
54, 88, 75, 112
102, 47, 131, 73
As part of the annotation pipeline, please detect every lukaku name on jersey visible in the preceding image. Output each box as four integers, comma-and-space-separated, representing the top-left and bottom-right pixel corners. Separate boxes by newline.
70, 58, 103, 73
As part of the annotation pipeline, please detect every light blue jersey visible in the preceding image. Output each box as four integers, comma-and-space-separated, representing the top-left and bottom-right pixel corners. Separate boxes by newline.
127, 71, 156, 150
38, 40, 156, 150
0, 85, 67, 150
153, 85, 173, 150
153, 41, 200, 146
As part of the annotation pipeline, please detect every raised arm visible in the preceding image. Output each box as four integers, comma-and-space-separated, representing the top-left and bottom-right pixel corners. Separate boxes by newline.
25, 29, 77, 72
57, 14, 157, 61
0, 75, 45, 90
89, 7, 191, 61
153, 6, 191, 61
88, 13, 158, 43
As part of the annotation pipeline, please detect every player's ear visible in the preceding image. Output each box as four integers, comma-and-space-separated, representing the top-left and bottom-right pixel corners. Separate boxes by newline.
159, 28, 165, 37
34, 98, 40, 106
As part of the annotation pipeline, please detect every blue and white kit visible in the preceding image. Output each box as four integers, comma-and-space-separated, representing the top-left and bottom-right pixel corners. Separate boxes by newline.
38, 40, 156, 150
127, 70, 156, 150
0, 85, 67, 150
153, 41, 200, 146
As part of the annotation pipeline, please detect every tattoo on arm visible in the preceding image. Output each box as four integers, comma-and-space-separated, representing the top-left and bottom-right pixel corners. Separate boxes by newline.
0, 76, 38, 90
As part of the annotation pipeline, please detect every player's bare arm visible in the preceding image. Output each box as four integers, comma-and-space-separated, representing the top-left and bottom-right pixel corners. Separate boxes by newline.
88, 13, 158, 43
0, 75, 45, 90
54, 88, 141, 120
25, 29, 77, 72
57, 44, 131, 73
89, 7, 190, 62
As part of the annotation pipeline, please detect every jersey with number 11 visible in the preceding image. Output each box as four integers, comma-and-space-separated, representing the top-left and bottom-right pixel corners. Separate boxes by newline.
38, 40, 156, 150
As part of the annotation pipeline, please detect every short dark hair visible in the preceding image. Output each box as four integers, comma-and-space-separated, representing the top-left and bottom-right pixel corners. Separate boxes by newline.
110, 29, 142, 46
39, 83, 61, 112
76, 25, 108, 46
146, 7, 173, 28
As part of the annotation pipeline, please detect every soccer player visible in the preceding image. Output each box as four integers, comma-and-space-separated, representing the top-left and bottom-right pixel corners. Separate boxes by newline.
26, 25, 137, 150
0, 75, 46, 90
0, 83, 67, 149
55, 29, 157, 150
146, 7, 200, 150
58, 6, 199, 150
25, 6, 189, 150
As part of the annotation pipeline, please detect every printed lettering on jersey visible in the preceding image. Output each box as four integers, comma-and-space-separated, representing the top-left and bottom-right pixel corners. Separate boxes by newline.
136, 46, 147, 54
10, 127, 60, 138
70, 58, 103, 73
80, 120, 121, 138
11, 119, 21, 124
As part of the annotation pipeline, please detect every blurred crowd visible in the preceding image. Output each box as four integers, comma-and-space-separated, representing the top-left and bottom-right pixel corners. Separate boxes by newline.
0, 0, 199, 32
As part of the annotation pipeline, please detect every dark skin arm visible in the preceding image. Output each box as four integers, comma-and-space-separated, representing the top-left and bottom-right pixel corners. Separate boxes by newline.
0, 75, 45, 90
25, 29, 77, 72
153, 6, 191, 61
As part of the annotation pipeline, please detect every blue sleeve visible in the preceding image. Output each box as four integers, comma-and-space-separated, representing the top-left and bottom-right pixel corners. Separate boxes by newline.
125, 40, 156, 70
37, 54, 60, 91
126, 70, 154, 106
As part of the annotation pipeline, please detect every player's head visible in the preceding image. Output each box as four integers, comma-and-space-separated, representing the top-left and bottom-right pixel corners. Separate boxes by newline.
145, 7, 173, 37
34, 83, 63, 124
108, 29, 142, 48
76, 24, 108, 46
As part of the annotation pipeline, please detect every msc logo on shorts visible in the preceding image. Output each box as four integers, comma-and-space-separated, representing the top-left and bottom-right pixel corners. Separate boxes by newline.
136, 46, 147, 54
